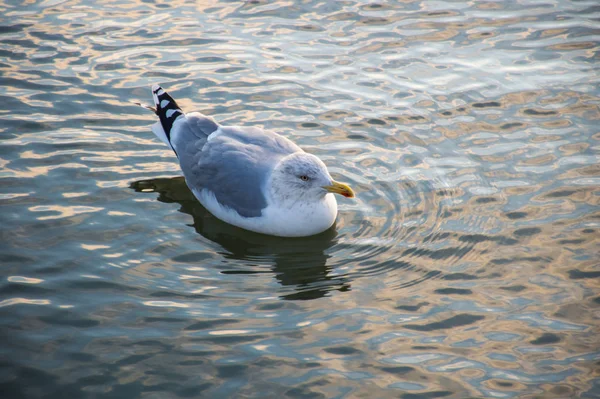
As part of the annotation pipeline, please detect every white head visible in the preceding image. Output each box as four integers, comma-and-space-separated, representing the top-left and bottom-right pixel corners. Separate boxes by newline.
269, 152, 354, 205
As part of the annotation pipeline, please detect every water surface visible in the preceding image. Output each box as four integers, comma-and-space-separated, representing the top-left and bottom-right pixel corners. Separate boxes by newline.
1, 0, 599, 398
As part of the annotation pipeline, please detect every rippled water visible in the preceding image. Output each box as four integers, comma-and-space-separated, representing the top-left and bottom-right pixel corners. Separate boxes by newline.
2, 0, 599, 398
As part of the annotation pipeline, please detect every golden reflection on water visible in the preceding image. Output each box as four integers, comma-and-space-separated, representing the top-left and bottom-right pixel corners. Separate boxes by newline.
1, 0, 599, 397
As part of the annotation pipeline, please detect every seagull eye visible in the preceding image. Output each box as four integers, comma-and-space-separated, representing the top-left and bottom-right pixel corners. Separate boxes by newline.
299, 175, 309, 181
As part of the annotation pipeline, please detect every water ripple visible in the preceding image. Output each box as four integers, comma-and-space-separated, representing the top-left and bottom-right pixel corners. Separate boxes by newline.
1, 0, 599, 398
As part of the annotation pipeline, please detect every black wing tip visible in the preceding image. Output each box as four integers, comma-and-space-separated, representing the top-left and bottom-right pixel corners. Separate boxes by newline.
151, 84, 182, 111
151, 84, 184, 141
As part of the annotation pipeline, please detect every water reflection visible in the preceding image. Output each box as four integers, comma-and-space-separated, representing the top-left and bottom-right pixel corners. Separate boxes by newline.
130, 176, 350, 300
2, 0, 599, 396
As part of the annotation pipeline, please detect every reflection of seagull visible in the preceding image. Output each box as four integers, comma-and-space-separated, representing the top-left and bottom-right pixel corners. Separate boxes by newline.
130, 176, 351, 300
137, 85, 354, 237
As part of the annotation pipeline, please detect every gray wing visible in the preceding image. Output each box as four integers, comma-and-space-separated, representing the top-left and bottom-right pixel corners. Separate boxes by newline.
171, 112, 220, 152
177, 123, 301, 218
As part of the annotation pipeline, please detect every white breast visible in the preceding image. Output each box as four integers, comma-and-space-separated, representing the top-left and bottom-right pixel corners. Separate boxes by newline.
193, 188, 338, 237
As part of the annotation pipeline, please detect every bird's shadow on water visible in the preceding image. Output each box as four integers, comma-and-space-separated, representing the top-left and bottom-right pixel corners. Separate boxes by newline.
130, 176, 351, 301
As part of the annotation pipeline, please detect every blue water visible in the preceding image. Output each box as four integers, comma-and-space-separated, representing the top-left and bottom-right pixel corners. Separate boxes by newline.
1, 0, 599, 398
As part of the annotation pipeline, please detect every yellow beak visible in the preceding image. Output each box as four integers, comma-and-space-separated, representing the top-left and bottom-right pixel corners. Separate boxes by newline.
323, 181, 355, 198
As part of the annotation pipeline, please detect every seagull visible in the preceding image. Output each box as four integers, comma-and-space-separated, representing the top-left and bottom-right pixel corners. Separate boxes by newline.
138, 85, 355, 237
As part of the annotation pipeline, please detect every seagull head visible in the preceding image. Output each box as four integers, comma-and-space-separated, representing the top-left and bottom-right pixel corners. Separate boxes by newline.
270, 152, 354, 203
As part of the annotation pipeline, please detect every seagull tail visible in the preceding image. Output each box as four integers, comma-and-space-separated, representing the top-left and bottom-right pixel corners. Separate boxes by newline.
149, 84, 184, 151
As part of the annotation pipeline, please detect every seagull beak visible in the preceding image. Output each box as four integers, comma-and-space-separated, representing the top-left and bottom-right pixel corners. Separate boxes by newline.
323, 181, 355, 198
